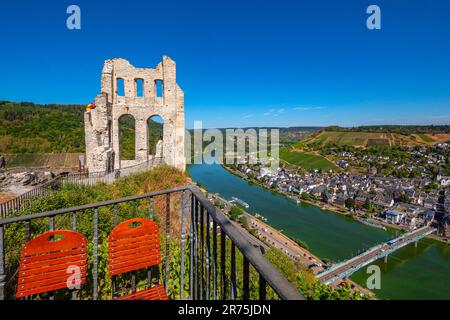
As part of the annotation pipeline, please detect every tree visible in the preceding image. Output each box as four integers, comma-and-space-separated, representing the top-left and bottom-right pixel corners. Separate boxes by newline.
229, 205, 244, 221
301, 192, 312, 200
364, 197, 372, 211
399, 193, 410, 204
345, 197, 355, 209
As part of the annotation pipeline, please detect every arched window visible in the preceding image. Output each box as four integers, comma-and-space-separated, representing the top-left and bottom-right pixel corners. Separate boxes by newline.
147, 115, 164, 158
118, 114, 135, 160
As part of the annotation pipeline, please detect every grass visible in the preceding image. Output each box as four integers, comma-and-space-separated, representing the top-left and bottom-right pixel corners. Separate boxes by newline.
303, 131, 433, 147
280, 148, 339, 171
321, 131, 387, 146
418, 133, 434, 143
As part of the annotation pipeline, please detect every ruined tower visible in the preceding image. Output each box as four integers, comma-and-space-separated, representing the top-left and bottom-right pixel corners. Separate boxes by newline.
84, 56, 185, 172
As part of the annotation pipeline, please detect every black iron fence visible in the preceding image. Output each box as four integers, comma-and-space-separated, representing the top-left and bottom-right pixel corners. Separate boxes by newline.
0, 185, 304, 300
0, 157, 165, 218
0, 177, 64, 218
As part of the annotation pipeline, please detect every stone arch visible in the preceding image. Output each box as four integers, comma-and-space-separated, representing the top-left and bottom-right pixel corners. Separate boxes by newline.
85, 57, 185, 173
118, 114, 136, 162
147, 115, 164, 160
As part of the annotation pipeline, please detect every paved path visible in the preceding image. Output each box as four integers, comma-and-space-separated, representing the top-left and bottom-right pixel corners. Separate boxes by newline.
244, 213, 324, 273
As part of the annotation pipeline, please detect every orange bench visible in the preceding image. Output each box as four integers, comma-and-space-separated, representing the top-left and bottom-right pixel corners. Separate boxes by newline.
109, 218, 168, 300
16, 230, 87, 299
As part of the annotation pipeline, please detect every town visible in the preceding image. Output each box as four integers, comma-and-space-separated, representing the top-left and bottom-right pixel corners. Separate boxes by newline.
227, 142, 450, 240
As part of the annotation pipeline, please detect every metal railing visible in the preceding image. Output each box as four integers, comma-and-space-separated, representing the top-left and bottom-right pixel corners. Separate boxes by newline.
0, 157, 165, 218
0, 177, 64, 218
0, 184, 304, 300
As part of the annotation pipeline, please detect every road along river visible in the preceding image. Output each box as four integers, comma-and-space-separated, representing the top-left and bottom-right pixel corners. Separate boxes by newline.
188, 164, 450, 300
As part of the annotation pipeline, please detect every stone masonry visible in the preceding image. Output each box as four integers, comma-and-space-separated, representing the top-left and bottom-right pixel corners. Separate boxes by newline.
84, 56, 185, 172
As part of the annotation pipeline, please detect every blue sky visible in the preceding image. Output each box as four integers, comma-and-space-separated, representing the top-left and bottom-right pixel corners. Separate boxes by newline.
0, 0, 449, 128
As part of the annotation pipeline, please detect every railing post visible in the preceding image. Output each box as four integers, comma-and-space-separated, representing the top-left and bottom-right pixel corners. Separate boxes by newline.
212, 221, 217, 300
194, 198, 199, 299
180, 191, 188, 300
220, 229, 226, 299
25, 220, 31, 242
164, 193, 170, 292
113, 205, 118, 225
0, 225, 5, 300
49, 216, 55, 231
149, 196, 154, 220
259, 275, 266, 300
93, 208, 99, 300
189, 194, 194, 299
230, 242, 237, 300
132, 201, 137, 218
206, 211, 211, 300
243, 257, 250, 300
72, 211, 77, 231
199, 203, 204, 300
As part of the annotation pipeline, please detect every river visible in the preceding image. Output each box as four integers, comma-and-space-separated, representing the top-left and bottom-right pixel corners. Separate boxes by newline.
188, 164, 450, 300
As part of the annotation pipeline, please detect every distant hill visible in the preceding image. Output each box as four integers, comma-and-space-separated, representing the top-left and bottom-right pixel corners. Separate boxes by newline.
324, 125, 450, 135
188, 126, 322, 146
302, 129, 450, 148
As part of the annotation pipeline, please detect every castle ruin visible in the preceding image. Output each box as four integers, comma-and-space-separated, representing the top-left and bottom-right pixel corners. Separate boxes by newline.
84, 56, 185, 173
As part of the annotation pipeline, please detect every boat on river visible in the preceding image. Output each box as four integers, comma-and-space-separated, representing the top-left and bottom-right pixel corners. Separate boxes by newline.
287, 195, 301, 204
230, 196, 250, 208
358, 218, 387, 231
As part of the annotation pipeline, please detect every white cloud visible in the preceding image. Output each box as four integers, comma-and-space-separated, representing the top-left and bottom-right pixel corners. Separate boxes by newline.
428, 114, 450, 120
264, 108, 285, 117
292, 106, 326, 111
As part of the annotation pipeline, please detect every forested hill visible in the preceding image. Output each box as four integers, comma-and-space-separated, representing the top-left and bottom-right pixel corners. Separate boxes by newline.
0, 101, 162, 157
0, 101, 85, 153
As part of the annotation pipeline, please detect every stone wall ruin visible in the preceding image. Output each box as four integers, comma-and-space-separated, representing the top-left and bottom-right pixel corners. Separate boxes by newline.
84, 56, 185, 173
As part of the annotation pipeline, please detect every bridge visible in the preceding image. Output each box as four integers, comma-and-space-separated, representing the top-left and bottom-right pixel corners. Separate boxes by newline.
317, 226, 436, 285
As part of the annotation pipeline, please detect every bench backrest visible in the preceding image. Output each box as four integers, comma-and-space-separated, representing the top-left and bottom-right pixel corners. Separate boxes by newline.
108, 218, 161, 277
16, 230, 87, 298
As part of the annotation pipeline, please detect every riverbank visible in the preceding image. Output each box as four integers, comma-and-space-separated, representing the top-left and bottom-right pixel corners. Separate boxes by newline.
221, 164, 351, 216
222, 164, 449, 245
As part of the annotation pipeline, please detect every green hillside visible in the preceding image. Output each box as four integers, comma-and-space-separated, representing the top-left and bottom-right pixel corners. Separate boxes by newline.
280, 148, 339, 171
302, 130, 450, 148
0, 101, 85, 153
